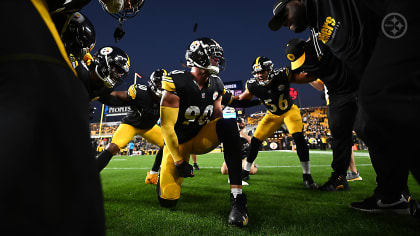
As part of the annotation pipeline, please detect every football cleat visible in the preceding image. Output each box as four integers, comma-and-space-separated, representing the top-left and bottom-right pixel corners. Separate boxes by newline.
229, 193, 248, 227
319, 172, 350, 192
145, 171, 158, 185
193, 163, 200, 170
346, 171, 363, 181
351, 195, 410, 214
303, 173, 318, 189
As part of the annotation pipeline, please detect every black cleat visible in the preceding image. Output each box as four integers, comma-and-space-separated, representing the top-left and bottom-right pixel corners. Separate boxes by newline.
241, 169, 250, 181
319, 172, 349, 192
229, 193, 248, 227
351, 195, 410, 214
303, 174, 318, 189
193, 163, 200, 170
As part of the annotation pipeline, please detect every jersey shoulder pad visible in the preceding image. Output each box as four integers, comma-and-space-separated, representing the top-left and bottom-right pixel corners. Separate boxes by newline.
211, 75, 225, 93
127, 84, 148, 100
162, 70, 185, 92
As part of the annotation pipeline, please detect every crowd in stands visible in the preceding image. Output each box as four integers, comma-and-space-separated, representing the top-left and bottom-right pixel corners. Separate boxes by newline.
90, 106, 367, 155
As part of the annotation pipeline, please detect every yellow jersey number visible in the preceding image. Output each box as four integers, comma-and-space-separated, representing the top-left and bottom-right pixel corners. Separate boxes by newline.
182, 105, 213, 125
263, 94, 288, 113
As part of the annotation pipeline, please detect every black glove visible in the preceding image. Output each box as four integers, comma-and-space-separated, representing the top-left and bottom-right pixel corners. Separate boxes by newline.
176, 162, 195, 178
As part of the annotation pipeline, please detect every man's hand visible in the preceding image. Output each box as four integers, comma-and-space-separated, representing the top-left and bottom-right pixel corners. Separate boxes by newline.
176, 162, 195, 178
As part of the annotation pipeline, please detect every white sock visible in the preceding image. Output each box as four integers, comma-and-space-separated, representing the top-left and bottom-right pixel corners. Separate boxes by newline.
244, 162, 253, 171
149, 170, 158, 174
301, 161, 310, 174
231, 188, 242, 198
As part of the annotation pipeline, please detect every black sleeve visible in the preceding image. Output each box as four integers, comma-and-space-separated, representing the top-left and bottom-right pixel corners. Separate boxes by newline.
229, 99, 261, 108
221, 91, 232, 106
98, 94, 131, 107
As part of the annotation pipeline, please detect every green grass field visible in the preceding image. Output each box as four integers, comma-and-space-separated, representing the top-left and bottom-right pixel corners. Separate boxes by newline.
100, 150, 420, 235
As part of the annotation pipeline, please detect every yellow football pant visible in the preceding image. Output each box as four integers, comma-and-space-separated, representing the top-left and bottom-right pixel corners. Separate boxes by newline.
159, 118, 221, 200
111, 124, 164, 149
254, 104, 303, 141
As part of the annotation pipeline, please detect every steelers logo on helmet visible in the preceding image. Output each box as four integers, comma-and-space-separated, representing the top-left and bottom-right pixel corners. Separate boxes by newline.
94, 46, 130, 88
185, 37, 225, 75
189, 41, 200, 52
252, 56, 274, 86
100, 47, 114, 56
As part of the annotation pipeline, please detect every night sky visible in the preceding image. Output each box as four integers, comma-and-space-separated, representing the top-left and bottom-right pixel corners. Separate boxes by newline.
82, 1, 325, 121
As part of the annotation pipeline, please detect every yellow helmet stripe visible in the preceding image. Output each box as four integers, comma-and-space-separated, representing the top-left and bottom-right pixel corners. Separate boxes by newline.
255, 56, 261, 66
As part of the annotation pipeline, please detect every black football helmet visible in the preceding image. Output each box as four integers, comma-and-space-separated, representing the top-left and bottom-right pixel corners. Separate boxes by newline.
149, 69, 166, 98
251, 56, 274, 86
185, 37, 225, 75
93, 46, 130, 88
61, 12, 96, 60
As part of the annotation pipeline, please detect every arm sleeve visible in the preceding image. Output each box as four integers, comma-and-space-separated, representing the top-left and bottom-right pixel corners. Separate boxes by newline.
98, 94, 131, 107
229, 99, 261, 108
160, 106, 183, 163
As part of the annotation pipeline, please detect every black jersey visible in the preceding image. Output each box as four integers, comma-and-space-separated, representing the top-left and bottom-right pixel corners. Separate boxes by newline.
162, 70, 225, 144
246, 68, 293, 116
75, 61, 113, 101
301, 35, 358, 95
303, 0, 382, 79
121, 84, 160, 130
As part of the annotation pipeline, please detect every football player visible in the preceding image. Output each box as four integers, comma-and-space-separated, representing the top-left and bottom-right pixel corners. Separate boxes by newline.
76, 45, 130, 102
235, 56, 318, 189
1, 0, 105, 234
60, 13, 131, 119
96, 69, 165, 185
158, 37, 248, 227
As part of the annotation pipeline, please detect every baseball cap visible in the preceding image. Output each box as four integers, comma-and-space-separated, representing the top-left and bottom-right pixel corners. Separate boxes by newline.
268, 0, 293, 31
284, 38, 307, 70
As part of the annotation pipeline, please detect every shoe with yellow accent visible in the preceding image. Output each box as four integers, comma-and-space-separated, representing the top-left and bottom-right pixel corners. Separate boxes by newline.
145, 171, 158, 185
346, 171, 363, 181
319, 172, 349, 192
228, 193, 248, 227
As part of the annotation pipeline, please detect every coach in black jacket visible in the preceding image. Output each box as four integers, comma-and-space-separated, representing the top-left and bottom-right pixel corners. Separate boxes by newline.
268, 0, 419, 213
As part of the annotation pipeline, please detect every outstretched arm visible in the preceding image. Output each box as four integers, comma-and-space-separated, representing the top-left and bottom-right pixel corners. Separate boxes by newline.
229, 97, 261, 108
98, 91, 131, 106
289, 71, 317, 84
